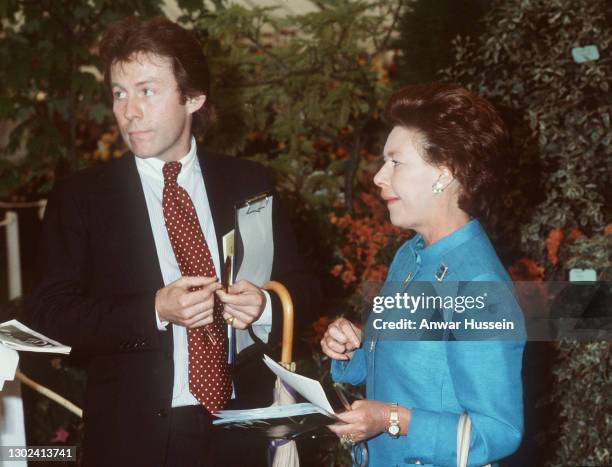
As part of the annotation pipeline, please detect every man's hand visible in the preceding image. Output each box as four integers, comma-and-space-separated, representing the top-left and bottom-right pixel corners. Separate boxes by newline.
215, 280, 266, 329
155, 276, 222, 328
320, 317, 362, 361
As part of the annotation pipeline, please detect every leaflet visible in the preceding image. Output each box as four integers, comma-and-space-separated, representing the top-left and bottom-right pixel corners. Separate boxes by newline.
262, 354, 335, 414
0, 320, 71, 354
213, 354, 338, 431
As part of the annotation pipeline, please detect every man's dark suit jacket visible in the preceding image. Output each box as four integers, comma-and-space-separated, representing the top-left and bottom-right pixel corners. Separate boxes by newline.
27, 149, 316, 466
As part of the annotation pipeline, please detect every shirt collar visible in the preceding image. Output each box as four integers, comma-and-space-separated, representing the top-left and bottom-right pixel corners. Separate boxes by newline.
412, 218, 484, 264
134, 136, 199, 182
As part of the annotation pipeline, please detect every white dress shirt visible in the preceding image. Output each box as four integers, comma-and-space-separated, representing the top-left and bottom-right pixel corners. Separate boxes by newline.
135, 137, 271, 407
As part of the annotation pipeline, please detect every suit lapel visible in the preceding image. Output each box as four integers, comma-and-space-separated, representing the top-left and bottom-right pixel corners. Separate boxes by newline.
102, 155, 165, 290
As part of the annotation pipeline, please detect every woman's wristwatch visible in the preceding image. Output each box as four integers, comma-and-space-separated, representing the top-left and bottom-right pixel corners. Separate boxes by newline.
387, 402, 401, 438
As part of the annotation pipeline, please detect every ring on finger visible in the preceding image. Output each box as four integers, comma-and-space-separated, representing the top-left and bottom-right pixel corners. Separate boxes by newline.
341, 433, 355, 445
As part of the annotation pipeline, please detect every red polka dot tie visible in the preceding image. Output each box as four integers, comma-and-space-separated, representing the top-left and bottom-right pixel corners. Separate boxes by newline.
162, 161, 232, 412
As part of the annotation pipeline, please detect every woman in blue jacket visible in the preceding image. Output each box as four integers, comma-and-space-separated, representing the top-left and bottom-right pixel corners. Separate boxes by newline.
321, 83, 525, 467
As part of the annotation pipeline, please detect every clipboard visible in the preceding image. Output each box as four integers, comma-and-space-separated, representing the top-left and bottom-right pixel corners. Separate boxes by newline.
225, 191, 274, 365
233, 191, 274, 287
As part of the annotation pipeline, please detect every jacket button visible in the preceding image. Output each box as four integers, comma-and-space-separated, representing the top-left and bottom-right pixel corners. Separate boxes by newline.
155, 408, 168, 417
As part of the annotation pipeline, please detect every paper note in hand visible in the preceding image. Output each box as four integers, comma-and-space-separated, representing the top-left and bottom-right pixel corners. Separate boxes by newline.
263, 354, 335, 415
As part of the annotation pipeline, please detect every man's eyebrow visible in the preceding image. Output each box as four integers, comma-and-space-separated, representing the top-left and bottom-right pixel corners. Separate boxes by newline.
135, 78, 162, 86
111, 78, 162, 88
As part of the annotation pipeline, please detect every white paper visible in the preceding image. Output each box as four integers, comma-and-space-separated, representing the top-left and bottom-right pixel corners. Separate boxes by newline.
263, 355, 335, 415
0, 346, 19, 389
213, 402, 327, 425
222, 229, 235, 261
0, 320, 71, 354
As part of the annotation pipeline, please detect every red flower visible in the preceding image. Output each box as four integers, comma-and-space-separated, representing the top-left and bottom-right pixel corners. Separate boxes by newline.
51, 427, 69, 444
545, 228, 564, 265
508, 258, 545, 281
568, 228, 583, 241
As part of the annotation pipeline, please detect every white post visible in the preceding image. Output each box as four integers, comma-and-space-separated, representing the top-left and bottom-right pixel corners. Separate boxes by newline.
37, 199, 47, 221
1, 209, 31, 467
1, 211, 22, 300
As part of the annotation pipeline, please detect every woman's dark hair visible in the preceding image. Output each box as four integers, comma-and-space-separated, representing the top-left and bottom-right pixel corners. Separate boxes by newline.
99, 16, 214, 133
384, 82, 510, 219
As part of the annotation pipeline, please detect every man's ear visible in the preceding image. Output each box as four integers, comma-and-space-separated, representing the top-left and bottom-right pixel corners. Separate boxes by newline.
186, 94, 206, 114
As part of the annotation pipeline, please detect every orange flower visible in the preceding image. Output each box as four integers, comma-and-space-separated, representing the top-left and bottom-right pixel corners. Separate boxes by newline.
568, 228, 583, 241
328, 183, 406, 289
604, 224, 612, 237
508, 258, 545, 281
545, 228, 564, 265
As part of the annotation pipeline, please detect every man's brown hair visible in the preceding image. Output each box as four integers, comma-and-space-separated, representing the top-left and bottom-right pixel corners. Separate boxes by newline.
99, 16, 213, 133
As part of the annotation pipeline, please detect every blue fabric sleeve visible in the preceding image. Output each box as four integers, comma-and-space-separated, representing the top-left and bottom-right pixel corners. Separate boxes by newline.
330, 348, 367, 386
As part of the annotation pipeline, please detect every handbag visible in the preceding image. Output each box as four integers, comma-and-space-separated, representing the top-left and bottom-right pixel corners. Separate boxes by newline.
456, 413, 491, 467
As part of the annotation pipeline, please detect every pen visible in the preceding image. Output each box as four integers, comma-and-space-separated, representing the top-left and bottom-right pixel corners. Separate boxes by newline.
188, 283, 218, 345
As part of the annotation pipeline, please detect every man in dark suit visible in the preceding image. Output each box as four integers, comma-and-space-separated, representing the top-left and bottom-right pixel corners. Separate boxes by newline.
27, 16, 315, 467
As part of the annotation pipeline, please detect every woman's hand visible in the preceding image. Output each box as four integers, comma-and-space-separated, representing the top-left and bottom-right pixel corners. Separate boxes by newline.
320, 318, 362, 360
328, 400, 390, 443
329, 400, 412, 443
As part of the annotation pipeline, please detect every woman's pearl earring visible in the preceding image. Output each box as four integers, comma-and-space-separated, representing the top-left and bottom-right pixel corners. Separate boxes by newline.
432, 175, 444, 194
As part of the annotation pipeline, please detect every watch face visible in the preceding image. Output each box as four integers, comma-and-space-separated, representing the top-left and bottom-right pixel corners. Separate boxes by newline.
389, 424, 400, 436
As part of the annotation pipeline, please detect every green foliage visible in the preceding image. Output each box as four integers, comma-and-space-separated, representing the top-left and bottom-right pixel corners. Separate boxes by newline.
0, 0, 164, 198
442, 1, 611, 465
441, 0, 610, 264
198, 1, 400, 210
550, 340, 611, 466
395, 0, 490, 84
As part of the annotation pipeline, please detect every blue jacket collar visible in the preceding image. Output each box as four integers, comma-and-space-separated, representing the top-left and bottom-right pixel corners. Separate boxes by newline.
412, 218, 484, 264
